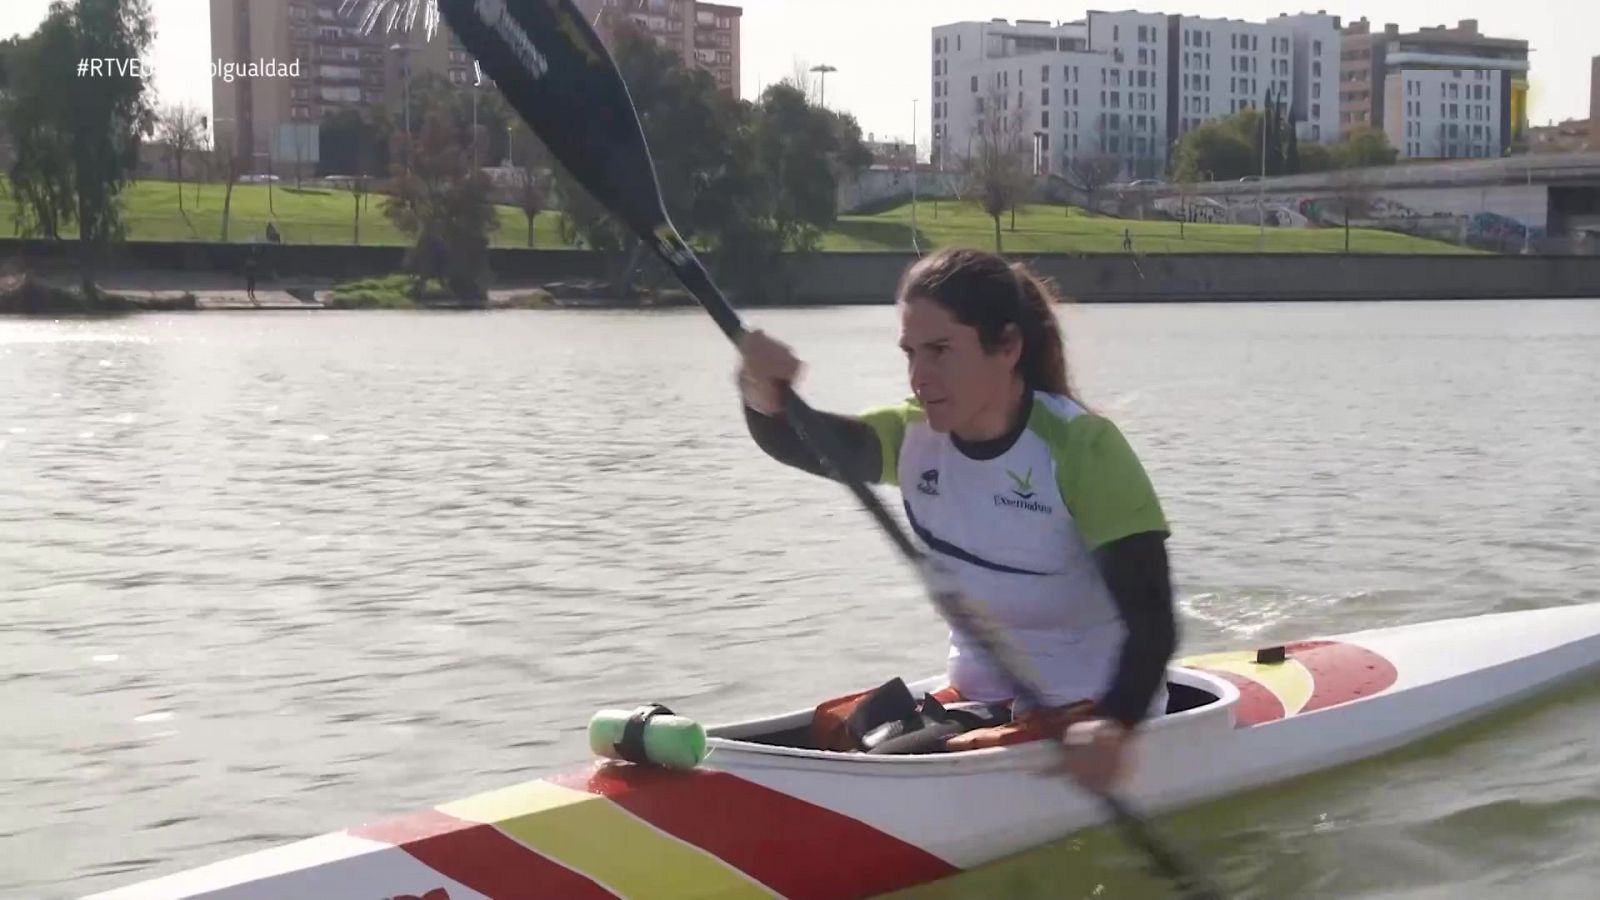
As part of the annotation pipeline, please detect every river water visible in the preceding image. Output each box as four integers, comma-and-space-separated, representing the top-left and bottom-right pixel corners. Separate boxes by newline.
3, 300, 1598, 899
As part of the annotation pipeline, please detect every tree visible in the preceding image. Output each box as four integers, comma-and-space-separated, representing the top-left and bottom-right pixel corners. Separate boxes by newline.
1335, 127, 1399, 168
384, 106, 500, 301
1264, 90, 1280, 177
1286, 110, 1301, 175
319, 108, 390, 177
157, 103, 204, 212
3, 0, 156, 292
345, 174, 366, 245
1068, 148, 1123, 217
404, 71, 514, 168
1329, 164, 1377, 253
962, 86, 1031, 252
1298, 140, 1335, 173
751, 81, 870, 252
1173, 111, 1260, 182
213, 129, 243, 241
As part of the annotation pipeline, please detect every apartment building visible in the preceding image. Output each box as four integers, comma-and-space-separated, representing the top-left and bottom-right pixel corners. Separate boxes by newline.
572, 0, 743, 96
209, 0, 470, 171
931, 11, 1339, 179
1341, 17, 1529, 159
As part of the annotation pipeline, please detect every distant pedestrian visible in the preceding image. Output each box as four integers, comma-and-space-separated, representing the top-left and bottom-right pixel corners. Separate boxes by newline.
265, 221, 282, 244
1122, 228, 1134, 253
244, 246, 259, 304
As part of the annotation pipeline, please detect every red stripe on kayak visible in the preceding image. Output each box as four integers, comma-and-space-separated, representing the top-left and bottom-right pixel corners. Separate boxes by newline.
1289, 640, 1400, 713
552, 764, 960, 899
352, 808, 616, 899
1206, 669, 1287, 727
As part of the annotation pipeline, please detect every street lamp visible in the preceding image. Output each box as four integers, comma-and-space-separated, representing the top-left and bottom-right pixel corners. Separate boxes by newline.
809, 63, 836, 108
911, 98, 919, 241
390, 43, 414, 170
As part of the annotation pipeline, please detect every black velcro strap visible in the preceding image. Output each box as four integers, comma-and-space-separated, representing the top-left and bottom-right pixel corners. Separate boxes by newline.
615, 703, 673, 765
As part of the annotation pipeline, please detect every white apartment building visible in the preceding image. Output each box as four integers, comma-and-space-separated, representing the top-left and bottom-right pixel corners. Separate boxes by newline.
931, 11, 1341, 179
1387, 68, 1502, 159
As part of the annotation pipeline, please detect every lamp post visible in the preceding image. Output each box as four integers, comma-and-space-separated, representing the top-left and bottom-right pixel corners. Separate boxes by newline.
809, 63, 836, 107
390, 43, 413, 170
1257, 105, 1267, 247
911, 98, 919, 239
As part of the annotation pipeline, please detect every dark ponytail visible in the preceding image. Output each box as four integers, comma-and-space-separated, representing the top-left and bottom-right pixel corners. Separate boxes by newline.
895, 247, 1080, 402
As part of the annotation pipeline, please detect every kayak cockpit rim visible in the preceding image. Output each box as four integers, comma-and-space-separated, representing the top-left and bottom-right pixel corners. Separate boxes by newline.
695, 667, 1241, 769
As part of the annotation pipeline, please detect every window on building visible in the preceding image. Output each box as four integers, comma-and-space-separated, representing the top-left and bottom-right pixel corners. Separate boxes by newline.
1042, 111, 1049, 128
971, 75, 978, 93
1042, 88, 1049, 105
1114, 25, 1120, 41
1043, 65, 1050, 82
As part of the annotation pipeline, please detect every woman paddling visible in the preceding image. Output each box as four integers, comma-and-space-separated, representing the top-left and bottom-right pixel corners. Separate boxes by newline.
736, 247, 1178, 792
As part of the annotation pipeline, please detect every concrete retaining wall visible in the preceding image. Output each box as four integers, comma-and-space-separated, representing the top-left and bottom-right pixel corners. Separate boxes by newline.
5, 239, 1597, 303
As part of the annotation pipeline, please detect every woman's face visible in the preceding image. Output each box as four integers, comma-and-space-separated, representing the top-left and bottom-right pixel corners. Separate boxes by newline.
899, 295, 1021, 436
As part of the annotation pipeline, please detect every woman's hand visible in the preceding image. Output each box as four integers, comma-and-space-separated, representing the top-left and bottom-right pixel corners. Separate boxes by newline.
1051, 718, 1135, 794
736, 330, 803, 416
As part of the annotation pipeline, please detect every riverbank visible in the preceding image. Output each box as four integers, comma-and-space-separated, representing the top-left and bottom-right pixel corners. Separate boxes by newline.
7, 251, 1594, 312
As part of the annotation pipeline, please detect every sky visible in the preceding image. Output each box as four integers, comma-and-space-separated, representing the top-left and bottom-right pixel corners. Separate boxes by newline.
3, 0, 1595, 146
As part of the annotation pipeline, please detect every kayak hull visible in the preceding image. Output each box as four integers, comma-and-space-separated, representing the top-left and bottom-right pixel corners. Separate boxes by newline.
88, 602, 1600, 899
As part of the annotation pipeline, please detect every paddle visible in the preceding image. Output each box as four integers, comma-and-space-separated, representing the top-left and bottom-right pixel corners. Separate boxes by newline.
426, 1, 1221, 896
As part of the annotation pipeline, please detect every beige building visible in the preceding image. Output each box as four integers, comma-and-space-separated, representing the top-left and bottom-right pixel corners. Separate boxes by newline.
209, 0, 472, 174
572, 0, 743, 96
1340, 18, 1529, 158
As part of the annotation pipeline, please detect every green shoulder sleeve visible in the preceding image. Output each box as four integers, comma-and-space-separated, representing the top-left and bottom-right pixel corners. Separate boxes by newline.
1045, 413, 1170, 551
857, 400, 923, 486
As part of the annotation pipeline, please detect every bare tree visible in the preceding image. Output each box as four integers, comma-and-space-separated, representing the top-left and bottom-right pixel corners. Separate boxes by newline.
783, 57, 821, 105
513, 166, 547, 248
1067, 143, 1121, 217
213, 131, 243, 242
1330, 164, 1377, 253
348, 175, 367, 245
157, 104, 204, 212
962, 86, 1032, 253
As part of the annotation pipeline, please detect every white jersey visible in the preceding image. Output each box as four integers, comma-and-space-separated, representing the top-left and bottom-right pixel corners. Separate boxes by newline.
861, 391, 1169, 709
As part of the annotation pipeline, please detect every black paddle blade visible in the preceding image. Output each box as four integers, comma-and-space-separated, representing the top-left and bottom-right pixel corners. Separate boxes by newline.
437, 0, 669, 237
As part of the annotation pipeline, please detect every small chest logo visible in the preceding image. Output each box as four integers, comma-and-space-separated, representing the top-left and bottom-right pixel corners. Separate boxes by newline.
917, 468, 940, 496
996, 467, 1053, 514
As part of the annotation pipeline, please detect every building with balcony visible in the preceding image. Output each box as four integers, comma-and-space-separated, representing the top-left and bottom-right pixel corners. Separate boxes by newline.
1340, 18, 1529, 159
572, 0, 743, 95
209, 0, 468, 174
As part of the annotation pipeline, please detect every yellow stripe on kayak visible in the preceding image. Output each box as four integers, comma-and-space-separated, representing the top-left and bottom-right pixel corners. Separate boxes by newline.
442, 779, 776, 900
1181, 650, 1315, 715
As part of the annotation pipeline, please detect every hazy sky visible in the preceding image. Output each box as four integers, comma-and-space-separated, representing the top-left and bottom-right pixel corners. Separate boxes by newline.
3, 0, 1595, 144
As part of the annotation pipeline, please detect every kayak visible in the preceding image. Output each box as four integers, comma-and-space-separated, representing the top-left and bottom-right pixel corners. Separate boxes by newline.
89, 602, 1600, 900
